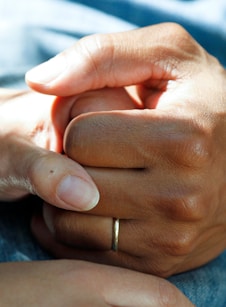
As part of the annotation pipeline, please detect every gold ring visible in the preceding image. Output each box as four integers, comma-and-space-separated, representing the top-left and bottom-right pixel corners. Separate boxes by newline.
112, 218, 120, 251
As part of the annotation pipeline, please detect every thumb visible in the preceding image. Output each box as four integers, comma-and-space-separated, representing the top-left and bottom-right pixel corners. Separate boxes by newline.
0, 136, 99, 211
25, 23, 196, 97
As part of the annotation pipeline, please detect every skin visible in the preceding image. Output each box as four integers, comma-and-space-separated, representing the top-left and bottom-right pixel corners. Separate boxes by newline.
27, 23, 226, 278
0, 89, 99, 211
0, 84, 194, 306
0, 260, 194, 306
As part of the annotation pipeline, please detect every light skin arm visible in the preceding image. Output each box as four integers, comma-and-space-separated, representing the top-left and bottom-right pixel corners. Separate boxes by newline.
27, 23, 226, 277
0, 260, 194, 307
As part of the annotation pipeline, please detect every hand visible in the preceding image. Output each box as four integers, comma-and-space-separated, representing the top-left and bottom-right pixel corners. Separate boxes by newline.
0, 89, 99, 211
27, 23, 226, 277
0, 259, 194, 307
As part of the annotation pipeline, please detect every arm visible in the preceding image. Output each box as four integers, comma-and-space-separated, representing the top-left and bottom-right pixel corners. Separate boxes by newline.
0, 259, 194, 306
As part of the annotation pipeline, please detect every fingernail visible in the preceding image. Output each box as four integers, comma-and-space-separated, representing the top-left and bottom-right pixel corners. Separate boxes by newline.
57, 175, 99, 211
26, 54, 66, 85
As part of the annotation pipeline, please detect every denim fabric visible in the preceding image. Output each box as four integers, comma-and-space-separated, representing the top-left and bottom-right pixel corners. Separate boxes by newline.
169, 252, 226, 307
0, 198, 51, 262
0, 0, 226, 306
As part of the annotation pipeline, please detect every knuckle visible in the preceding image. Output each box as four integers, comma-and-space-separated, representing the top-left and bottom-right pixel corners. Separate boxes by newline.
28, 150, 54, 194
168, 230, 197, 257
164, 23, 188, 41
169, 129, 211, 169
44, 204, 80, 245
168, 193, 206, 222
46, 207, 68, 238
78, 34, 101, 70
182, 135, 211, 167
163, 22, 202, 58
76, 33, 115, 86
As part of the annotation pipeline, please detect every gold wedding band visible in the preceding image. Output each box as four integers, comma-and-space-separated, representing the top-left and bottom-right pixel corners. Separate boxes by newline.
112, 218, 120, 251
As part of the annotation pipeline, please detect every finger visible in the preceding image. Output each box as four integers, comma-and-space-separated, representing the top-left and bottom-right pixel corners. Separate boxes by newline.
84, 167, 157, 219
64, 109, 196, 168
59, 163, 201, 222
50, 86, 140, 142
0, 136, 99, 211
43, 203, 150, 256
31, 210, 192, 277
43, 201, 199, 262
32, 211, 162, 275
25, 23, 198, 96
32, 211, 141, 268
69, 87, 142, 118
55, 156, 202, 226
43, 204, 113, 251
42, 204, 156, 258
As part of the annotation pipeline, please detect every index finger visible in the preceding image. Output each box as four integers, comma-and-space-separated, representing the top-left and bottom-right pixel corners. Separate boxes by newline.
64, 109, 197, 168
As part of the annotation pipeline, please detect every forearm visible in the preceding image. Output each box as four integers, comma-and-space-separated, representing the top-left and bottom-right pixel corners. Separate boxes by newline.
0, 260, 194, 307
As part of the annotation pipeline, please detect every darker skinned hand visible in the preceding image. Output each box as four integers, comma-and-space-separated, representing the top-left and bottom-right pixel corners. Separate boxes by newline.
29, 23, 226, 277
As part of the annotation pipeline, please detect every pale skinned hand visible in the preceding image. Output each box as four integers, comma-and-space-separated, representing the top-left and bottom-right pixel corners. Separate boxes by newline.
0, 90, 193, 307
0, 259, 194, 307
0, 88, 100, 211
27, 23, 226, 277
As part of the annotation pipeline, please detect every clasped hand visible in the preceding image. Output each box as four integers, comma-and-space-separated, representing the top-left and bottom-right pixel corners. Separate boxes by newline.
27, 23, 226, 277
